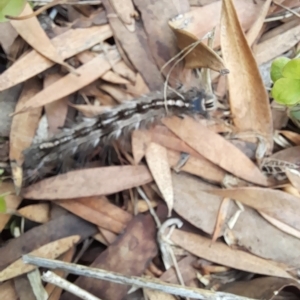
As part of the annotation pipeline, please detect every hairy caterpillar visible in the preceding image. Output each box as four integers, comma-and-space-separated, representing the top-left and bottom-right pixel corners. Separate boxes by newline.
22, 87, 208, 184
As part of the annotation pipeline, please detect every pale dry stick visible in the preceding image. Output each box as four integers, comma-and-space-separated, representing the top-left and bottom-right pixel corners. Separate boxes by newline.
42, 271, 101, 300
23, 255, 257, 300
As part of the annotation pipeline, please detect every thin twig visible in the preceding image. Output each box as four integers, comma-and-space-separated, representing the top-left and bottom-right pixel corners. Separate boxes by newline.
23, 255, 257, 300
42, 271, 101, 300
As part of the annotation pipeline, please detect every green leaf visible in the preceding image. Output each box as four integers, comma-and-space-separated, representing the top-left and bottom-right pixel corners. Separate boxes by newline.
0, 194, 6, 213
271, 78, 300, 105
282, 58, 300, 80
0, 0, 26, 22
270, 57, 290, 82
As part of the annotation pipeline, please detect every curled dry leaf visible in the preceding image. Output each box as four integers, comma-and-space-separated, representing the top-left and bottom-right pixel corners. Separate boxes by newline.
145, 143, 174, 216
206, 187, 300, 232
0, 25, 113, 91
170, 229, 291, 278
220, 0, 273, 151
23, 165, 153, 200
0, 235, 80, 282
163, 116, 269, 186
15, 50, 121, 113
169, 25, 227, 73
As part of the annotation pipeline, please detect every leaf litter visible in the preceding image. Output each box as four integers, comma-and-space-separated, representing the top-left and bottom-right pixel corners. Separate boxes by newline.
0, 0, 300, 299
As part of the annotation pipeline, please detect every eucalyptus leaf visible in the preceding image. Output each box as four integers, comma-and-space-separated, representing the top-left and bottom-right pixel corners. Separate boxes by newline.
0, 0, 26, 22
270, 57, 290, 82
271, 78, 300, 105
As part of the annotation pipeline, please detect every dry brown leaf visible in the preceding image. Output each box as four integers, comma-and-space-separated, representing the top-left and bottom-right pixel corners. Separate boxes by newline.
77, 51, 130, 84
98, 227, 118, 245
60, 214, 157, 300
159, 255, 197, 285
99, 83, 133, 103
254, 22, 300, 65
110, 0, 137, 27
23, 165, 153, 200
15, 50, 120, 113
125, 73, 149, 96
146, 143, 173, 216
172, 173, 234, 236
144, 289, 177, 300
169, 1, 267, 48
0, 25, 112, 91
220, 277, 300, 299
17, 203, 50, 223
246, 0, 272, 46
45, 248, 75, 300
132, 130, 151, 164
10, 4, 72, 71
0, 236, 80, 282
0, 182, 22, 233
44, 74, 69, 136
286, 169, 300, 192
0, 214, 96, 270
260, 211, 300, 240
102, 70, 131, 84
102, 0, 163, 91
69, 103, 112, 118
173, 173, 300, 266
162, 116, 269, 186
169, 26, 227, 73
113, 60, 136, 83
56, 200, 128, 234
0, 22, 18, 55
206, 187, 300, 232
279, 130, 300, 146
167, 149, 225, 183
0, 281, 18, 300
211, 197, 231, 243
133, 0, 192, 87
170, 229, 291, 278
220, 0, 273, 150
9, 78, 42, 164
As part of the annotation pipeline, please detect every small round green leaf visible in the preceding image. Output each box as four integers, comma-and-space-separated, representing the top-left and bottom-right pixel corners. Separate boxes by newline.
270, 57, 290, 82
271, 78, 300, 105
0, 0, 26, 22
282, 58, 300, 80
